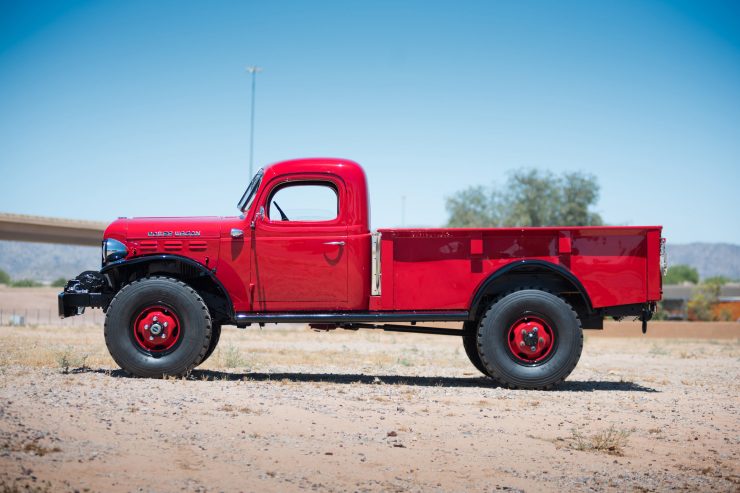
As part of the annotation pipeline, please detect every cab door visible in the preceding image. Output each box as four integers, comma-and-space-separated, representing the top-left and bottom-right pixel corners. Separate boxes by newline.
252, 178, 348, 307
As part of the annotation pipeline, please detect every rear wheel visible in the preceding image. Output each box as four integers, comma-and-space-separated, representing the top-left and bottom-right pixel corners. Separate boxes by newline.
104, 277, 212, 378
477, 289, 583, 390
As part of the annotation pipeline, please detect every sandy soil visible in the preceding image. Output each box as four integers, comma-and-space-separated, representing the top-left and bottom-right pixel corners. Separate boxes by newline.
0, 288, 739, 492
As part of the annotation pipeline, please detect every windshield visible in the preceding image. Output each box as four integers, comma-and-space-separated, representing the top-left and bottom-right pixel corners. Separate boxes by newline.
237, 168, 264, 212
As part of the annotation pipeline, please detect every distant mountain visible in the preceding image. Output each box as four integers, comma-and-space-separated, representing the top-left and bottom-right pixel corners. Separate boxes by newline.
1, 240, 738, 283
666, 243, 740, 280
0, 241, 99, 283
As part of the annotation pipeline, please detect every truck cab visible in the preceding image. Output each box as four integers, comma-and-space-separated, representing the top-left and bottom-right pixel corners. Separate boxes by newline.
231, 158, 372, 312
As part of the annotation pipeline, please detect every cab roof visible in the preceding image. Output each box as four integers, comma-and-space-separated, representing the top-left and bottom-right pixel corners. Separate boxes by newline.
261, 157, 365, 182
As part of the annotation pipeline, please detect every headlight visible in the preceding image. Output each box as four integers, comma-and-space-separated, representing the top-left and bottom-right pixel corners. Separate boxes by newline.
102, 238, 128, 265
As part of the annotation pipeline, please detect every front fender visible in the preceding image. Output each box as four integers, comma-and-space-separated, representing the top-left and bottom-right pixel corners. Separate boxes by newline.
101, 254, 235, 323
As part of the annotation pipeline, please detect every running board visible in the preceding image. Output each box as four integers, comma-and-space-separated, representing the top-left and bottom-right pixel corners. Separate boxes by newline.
233, 310, 469, 327
340, 323, 465, 336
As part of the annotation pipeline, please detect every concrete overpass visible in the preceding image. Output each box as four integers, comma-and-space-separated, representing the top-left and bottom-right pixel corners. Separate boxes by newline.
0, 213, 107, 247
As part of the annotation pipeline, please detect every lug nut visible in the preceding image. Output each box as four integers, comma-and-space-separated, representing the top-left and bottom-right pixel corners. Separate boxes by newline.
163, 322, 168, 328
539, 337, 545, 345
152, 316, 158, 322
144, 324, 149, 330
149, 336, 154, 341
519, 341, 525, 348
530, 345, 536, 351
533, 327, 538, 333
161, 333, 166, 339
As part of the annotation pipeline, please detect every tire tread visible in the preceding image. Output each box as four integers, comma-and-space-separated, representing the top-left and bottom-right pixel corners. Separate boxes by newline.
477, 287, 583, 390
104, 276, 212, 378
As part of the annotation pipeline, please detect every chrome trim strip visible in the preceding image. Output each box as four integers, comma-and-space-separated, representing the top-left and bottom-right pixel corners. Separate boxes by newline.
371, 232, 381, 296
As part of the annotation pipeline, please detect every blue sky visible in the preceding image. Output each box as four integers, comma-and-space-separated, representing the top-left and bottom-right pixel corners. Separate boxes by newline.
1, 0, 738, 243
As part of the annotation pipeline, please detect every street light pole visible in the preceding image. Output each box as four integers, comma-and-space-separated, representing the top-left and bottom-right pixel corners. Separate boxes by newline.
246, 66, 262, 178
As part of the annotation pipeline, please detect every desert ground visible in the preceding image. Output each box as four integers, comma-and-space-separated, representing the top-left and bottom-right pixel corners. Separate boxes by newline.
0, 287, 739, 492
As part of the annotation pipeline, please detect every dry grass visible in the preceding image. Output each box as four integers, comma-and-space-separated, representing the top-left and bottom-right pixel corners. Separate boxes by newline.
0, 326, 113, 370
54, 346, 90, 374
0, 323, 466, 372
568, 426, 631, 456
0, 435, 61, 457
216, 344, 248, 368
0, 478, 54, 493
217, 403, 261, 415
1, 322, 737, 379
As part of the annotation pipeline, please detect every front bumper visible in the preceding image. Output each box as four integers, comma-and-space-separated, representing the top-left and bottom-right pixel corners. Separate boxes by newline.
58, 271, 110, 318
58, 292, 108, 318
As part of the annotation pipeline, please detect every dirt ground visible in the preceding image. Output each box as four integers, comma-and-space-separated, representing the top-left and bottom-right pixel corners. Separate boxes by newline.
0, 289, 739, 492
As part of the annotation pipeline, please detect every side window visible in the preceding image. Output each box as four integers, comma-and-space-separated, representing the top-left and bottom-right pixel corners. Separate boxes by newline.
268, 183, 338, 222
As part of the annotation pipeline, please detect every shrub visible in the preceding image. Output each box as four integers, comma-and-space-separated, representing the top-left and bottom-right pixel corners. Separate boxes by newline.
10, 279, 42, 288
663, 265, 699, 285
687, 283, 721, 321
51, 277, 68, 288
219, 345, 247, 368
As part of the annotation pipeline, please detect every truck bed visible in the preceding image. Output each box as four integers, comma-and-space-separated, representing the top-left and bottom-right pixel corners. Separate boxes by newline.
373, 226, 663, 311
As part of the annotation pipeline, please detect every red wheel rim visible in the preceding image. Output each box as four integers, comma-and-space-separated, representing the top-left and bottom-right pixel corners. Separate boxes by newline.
133, 305, 181, 352
507, 316, 554, 363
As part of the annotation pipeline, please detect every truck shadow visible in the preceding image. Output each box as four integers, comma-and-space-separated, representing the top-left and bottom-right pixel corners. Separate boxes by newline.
193, 371, 660, 392
75, 368, 658, 392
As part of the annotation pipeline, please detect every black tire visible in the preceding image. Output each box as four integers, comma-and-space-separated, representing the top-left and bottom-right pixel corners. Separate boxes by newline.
197, 323, 221, 366
477, 289, 583, 390
462, 321, 491, 377
104, 276, 212, 378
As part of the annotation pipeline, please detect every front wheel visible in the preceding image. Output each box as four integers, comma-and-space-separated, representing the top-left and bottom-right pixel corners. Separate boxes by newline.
197, 323, 221, 366
462, 321, 490, 377
104, 277, 212, 378
477, 289, 583, 390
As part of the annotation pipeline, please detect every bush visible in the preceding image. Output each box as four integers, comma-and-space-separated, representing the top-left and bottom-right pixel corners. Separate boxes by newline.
687, 283, 721, 321
218, 345, 247, 368
10, 279, 42, 288
0, 268, 10, 285
704, 276, 731, 286
663, 265, 699, 285
652, 302, 668, 320
51, 277, 68, 288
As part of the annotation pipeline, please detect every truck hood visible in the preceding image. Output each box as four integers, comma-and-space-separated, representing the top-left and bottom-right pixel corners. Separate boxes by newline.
105, 217, 225, 241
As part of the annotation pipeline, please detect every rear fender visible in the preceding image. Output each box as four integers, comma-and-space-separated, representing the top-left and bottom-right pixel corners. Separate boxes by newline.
468, 260, 597, 328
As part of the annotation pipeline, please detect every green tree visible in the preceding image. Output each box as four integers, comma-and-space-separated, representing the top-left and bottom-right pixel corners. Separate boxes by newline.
445, 169, 602, 227
445, 186, 501, 227
0, 268, 10, 285
663, 265, 699, 285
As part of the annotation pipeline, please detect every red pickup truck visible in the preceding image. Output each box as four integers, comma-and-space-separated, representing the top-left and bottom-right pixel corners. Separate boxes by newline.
60, 158, 665, 389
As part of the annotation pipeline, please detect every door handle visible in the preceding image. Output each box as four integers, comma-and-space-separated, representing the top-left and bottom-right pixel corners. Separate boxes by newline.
324, 241, 345, 246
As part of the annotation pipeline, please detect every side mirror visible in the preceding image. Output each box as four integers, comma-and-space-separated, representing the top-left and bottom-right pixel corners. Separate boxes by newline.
250, 206, 265, 230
